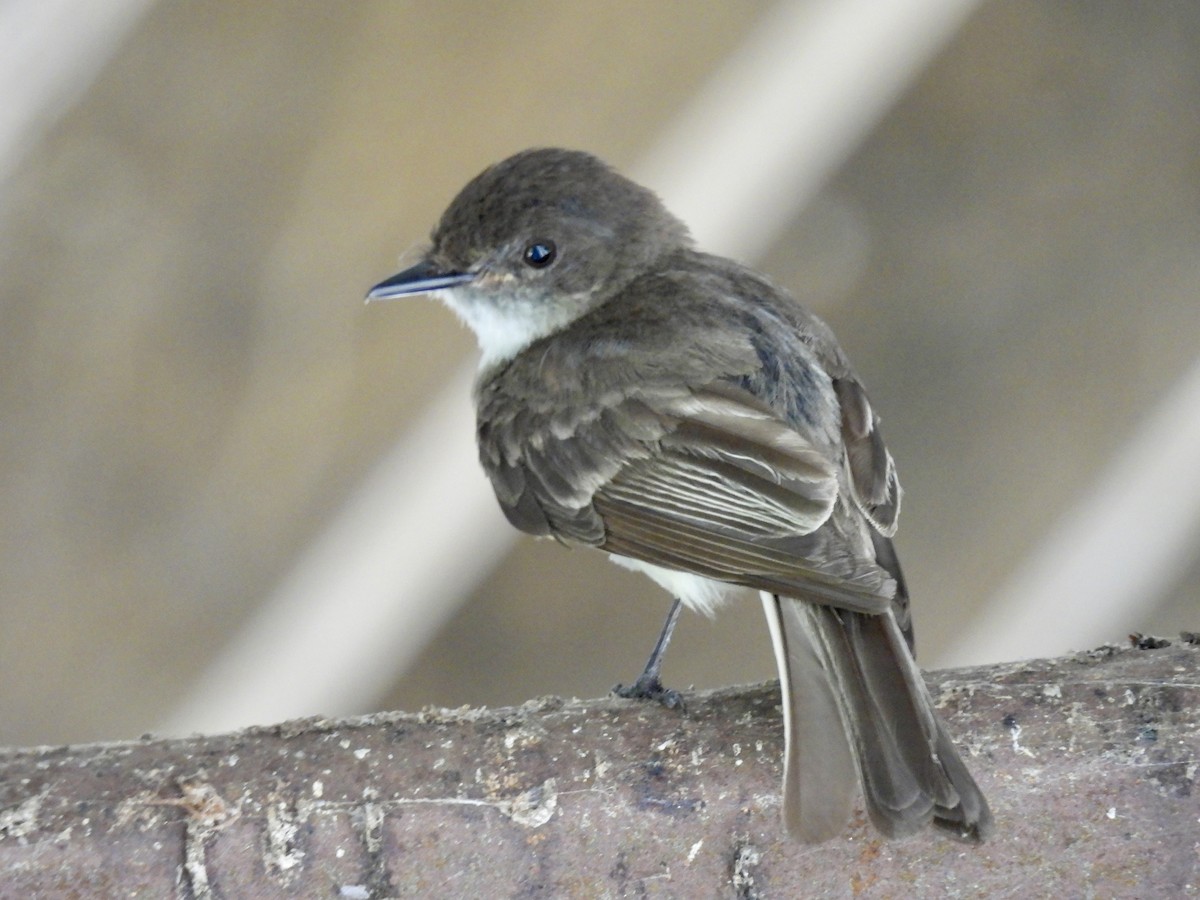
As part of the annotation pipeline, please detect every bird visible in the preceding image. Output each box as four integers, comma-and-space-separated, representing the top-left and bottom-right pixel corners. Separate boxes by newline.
367, 147, 992, 843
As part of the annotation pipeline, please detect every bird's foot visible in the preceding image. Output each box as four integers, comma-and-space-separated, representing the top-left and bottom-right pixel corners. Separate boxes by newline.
612, 675, 685, 710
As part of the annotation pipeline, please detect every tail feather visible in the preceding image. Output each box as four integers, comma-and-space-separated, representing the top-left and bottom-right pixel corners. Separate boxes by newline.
764, 592, 993, 843
838, 609, 958, 818
930, 719, 993, 841
761, 594, 857, 842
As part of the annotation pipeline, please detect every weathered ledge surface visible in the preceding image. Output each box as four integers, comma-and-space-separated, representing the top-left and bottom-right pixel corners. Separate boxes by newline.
1, 641, 1197, 897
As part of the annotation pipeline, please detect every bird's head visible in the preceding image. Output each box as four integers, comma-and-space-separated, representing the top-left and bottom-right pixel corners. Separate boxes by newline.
367, 148, 690, 367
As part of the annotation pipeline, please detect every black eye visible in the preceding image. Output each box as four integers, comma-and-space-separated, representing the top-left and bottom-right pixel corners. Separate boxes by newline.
523, 240, 557, 268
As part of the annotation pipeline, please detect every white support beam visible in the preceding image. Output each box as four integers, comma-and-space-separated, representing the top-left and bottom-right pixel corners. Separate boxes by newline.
940, 355, 1200, 667
0, 0, 154, 194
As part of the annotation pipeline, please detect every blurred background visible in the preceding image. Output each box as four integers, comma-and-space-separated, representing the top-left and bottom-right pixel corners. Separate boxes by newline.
3, 0, 1199, 747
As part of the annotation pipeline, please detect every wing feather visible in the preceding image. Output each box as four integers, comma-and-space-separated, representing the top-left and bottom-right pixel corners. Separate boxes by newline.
482, 378, 896, 614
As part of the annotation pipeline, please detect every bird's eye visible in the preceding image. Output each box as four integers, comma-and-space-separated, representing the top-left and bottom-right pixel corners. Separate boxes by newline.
523, 240, 557, 268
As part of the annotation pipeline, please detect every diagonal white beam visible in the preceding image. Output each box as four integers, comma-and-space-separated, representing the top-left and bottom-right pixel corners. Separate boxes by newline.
164, 0, 984, 735
0, 0, 155, 196
939, 355, 1200, 667
636, 0, 980, 262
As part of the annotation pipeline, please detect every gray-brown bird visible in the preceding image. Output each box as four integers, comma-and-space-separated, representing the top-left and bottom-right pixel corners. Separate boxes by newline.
368, 148, 992, 843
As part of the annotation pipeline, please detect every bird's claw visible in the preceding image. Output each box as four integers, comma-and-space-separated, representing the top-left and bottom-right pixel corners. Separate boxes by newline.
612, 675, 685, 710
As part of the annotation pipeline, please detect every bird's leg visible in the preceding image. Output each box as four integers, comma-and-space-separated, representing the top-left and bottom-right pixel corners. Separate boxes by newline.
612, 597, 685, 709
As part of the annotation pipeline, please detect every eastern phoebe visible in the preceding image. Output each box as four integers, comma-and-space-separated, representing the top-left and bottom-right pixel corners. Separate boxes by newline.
368, 148, 992, 843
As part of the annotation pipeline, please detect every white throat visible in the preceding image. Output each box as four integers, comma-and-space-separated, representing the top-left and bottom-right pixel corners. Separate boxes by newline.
441, 286, 579, 369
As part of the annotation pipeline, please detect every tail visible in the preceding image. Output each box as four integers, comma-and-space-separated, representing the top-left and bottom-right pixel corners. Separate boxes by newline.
761, 593, 993, 843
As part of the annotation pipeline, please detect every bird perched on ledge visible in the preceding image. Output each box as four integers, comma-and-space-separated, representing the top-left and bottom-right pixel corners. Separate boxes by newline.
368, 147, 992, 843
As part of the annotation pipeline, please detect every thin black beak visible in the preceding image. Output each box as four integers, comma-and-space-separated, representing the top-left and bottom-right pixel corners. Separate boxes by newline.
365, 260, 475, 301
